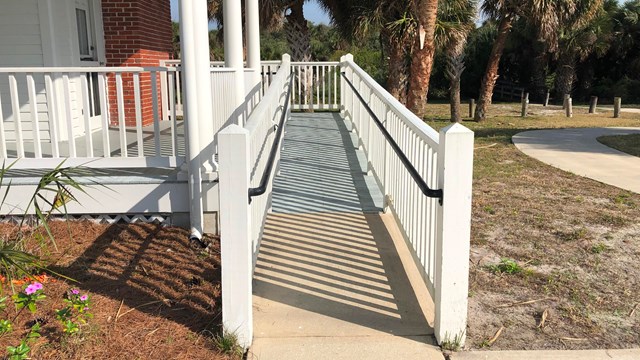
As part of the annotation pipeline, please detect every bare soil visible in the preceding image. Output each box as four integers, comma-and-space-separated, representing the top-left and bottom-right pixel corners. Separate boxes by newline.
425, 103, 640, 350
0, 221, 230, 359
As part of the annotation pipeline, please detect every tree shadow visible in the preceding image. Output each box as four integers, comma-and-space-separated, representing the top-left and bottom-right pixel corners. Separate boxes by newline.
49, 223, 222, 337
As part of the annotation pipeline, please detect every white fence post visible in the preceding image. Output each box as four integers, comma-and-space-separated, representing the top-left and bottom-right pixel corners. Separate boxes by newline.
219, 124, 253, 348
434, 123, 474, 346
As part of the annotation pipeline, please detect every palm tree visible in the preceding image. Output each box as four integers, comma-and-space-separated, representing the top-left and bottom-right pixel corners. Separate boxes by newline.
473, 0, 603, 121
473, 0, 521, 121
553, 3, 613, 99
328, 0, 418, 103
406, 0, 441, 117
435, 0, 477, 122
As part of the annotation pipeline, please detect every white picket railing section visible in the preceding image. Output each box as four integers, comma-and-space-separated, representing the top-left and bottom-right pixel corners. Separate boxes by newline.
290, 61, 340, 111
218, 55, 292, 348
0, 67, 183, 169
159, 60, 282, 120
341, 54, 474, 345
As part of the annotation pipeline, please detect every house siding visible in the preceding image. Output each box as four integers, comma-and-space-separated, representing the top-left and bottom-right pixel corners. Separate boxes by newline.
0, 0, 50, 142
102, 0, 173, 126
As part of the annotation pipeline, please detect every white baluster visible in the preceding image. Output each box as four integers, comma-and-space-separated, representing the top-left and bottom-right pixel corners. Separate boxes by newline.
133, 72, 144, 157
98, 73, 110, 157
116, 73, 127, 157
80, 74, 94, 157
44, 74, 60, 158
62, 74, 76, 157
151, 71, 161, 156
26, 74, 42, 158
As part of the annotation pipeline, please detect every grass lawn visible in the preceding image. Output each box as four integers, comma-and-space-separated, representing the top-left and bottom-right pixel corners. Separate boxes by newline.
424, 102, 640, 350
597, 134, 640, 157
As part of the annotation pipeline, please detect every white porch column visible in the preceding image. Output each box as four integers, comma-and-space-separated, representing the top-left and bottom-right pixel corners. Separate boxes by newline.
245, 0, 262, 88
223, 0, 246, 125
193, 0, 216, 172
180, 0, 215, 239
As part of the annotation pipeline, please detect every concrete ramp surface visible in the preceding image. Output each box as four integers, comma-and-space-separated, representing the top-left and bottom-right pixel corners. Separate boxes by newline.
249, 113, 442, 360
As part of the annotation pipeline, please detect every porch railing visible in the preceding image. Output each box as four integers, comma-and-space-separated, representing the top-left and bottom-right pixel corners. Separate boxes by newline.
158, 59, 340, 116
341, 54, 474, 345
0, 67, 184, 169
218, 55, 292, 348
290, 61, 340, 111
159, 60, 282, 120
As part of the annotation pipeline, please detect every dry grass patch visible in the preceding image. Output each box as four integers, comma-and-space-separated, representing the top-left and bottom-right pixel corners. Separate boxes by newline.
425, 102, 640, 350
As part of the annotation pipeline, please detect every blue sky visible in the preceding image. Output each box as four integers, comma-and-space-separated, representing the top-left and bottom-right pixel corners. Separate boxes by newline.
169, 0, 331, 27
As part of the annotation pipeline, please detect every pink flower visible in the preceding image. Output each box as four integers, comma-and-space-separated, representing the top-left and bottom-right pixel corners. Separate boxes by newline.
32, 282, 43, 290
79, 295, 88, 301
70, 289, 80, 295
83, 307, 90, 311
24, 285, 37, 295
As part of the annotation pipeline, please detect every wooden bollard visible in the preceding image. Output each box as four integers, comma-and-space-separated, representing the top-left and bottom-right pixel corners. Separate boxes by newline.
521, 92, 529, 117
589, 96, 598, 114
614, 97, 621, 118
544, 91, 550, 107
563, 94, 570, 109
566, 97, 573, 118
469, 99, 475, 118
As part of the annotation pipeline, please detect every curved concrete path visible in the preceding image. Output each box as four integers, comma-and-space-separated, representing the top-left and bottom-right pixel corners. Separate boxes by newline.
513, 127, 640, 193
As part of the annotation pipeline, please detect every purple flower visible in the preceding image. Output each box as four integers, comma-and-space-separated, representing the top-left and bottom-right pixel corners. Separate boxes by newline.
79, 295, 88, 301
32, 282, 43, 290
24, 285, 37, 295
70, 289, 80, 295
83, 307, 90, 311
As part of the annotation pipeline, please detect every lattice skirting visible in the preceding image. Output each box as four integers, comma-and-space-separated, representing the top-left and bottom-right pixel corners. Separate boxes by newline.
0, 214, 173, 226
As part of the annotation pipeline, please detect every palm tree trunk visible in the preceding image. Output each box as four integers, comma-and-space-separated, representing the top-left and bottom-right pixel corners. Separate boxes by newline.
531, 49, 548, 102
285, 1, 313, 111
284, 1, 311, 62
555, 53, 576, 100
386, 34, 410, 104
447, 51, 465, 123
474, 14, 513, 121
406, 0, 439, 118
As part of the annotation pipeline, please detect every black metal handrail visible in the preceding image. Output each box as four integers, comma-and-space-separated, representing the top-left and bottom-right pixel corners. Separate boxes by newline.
341, 72, 444, 204
248, 74, 293, 203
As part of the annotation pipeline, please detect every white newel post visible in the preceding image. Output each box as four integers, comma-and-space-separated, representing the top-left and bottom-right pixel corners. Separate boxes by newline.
435, 123, 474, 345
224, 0, 246, 125
219, 124, 253, 348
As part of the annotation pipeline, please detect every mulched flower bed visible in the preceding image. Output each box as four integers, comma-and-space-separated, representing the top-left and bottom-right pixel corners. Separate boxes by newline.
0, 221, 230, 359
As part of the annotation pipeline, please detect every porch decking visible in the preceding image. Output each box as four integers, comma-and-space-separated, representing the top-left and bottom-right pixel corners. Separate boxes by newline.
251, 113, 440, 359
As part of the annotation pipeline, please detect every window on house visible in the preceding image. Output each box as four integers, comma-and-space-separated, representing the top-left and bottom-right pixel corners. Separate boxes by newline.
75, 7, 95, 61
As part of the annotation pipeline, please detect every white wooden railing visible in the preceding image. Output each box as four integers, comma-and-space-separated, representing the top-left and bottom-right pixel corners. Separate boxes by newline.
0, 67, 184, 169
341, 54, 474, 346
218, 55, 292, 348
159, 60, 282, 120
290, 61, 340, 111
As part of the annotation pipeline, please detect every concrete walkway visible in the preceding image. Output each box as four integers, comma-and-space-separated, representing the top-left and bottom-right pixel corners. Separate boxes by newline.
249, 113, 442, 360
513, 127, 640, 193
